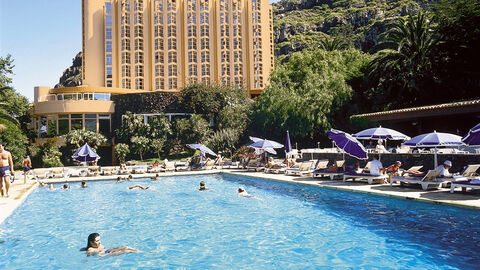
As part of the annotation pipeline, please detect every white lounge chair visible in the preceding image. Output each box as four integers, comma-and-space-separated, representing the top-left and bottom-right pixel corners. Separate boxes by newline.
67, 168, 86, 177
285, 161, 314, 176
87, 166, 99, 176
390, 169, 446, 190
313, 160, 346, 180
343, 171, 388, 185
132, 165, 148, 174
160, 161, 176, 172
147, 166, 162, 173
51, 168, 65, 178
101, 166, 117, 175
33, 168, 52, 179
450, 178, 480, 193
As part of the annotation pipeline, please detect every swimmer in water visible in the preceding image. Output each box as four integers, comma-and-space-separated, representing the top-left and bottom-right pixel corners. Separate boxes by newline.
151, 174, 160, 181
83, 233, 143, 257
199, 181, 207, 191
81, 181, 88, 188
129, 184, 149, 190
237, 187, 258, 199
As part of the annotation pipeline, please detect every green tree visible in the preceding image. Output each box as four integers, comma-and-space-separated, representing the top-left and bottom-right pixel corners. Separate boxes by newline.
115, 111, 150, 143
173, 114, 211, 151
431, 0, 480, 101
39, 138, 63, 168
206, 128, 240, 157
151, 138, 166, 159
318, 37, 348, 51
369, 13, 439, 108
250, 49, 370, 142
64, 130, 107, 150
114, 143, 130, 163
131, 136, 150, 161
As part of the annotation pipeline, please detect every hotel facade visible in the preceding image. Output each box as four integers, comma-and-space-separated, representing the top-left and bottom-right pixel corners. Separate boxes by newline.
32, 0, 273, 138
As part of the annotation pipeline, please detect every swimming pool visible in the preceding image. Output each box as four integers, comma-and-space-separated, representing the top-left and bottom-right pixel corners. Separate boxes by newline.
1, 173, 479, 269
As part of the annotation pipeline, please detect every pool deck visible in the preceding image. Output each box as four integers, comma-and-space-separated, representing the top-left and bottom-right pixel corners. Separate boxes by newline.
2, 169, 480, 224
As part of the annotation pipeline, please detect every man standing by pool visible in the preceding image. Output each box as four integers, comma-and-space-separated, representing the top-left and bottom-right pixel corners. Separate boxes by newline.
0, 142, 14, 197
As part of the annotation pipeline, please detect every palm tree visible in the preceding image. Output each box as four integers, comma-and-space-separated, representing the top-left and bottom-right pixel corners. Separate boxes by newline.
369, 12, 439, 106
0, 101, 19, 126
319, 37, 347, 51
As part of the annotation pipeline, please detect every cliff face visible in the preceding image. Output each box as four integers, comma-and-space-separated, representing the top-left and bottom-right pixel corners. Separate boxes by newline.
54, 51, 82, 88
274, 0, 431, 55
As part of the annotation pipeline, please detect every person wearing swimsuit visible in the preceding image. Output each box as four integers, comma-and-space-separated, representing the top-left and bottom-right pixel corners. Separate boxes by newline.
0, 143, 14, 198
84, 233, 143, 257
21, 155, 32, 184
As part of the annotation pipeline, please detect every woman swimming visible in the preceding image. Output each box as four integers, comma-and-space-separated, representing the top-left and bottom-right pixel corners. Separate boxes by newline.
83, 233, 143, 257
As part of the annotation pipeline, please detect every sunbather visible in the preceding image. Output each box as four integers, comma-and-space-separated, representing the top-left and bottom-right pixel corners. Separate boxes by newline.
435, 160, 455, 178
363, 155, 384, 175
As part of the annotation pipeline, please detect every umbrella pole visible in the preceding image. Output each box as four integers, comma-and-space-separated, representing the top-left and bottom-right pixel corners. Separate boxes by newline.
434, 147, 438, 169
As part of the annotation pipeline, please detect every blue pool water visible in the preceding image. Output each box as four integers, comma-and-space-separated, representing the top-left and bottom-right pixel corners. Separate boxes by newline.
1, 173, 480, 269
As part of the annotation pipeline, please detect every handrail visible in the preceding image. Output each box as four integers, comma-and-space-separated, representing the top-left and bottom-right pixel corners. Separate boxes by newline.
37, 93, 111, 102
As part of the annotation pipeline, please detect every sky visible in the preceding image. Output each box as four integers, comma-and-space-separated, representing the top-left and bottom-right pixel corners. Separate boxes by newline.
0, 0, 280, 102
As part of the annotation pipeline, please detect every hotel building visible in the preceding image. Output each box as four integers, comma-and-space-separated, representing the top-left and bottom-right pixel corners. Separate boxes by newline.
31, 0, 274, 138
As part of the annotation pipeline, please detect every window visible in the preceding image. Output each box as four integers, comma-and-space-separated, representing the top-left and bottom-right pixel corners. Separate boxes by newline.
105, 15, 112, 26
200, 12, 209, 24
155, 52, 164, 63
167, 12, 176, 24
106, 67, 112, 78
168, 25, 176, 37
200, 25, 209, 37
188, 38, 197, 50
106, 54, 112, 65
71, 114, 82, 131
168, 51, 177, 63
155, 78, 165, 90
135, 65, 144, 76
188, 64, 197, 76
188, 25, 197, 37
167, 38, 176, 50
135, 51, 144, 63
154, 25, 164, 37
85, 114, 97, 132
135, 78, 144, 89
155, 38, 164, 50
134, 38, 143, 50
155, 64, 164, 76
168, 64, 177, 76
122, 78, 131, 88
201, 51, 209, 63
122, 52, 131, 64
58, 114, 69, 135
188, 51, 197, 63
106, 28, 112, 39
168, 78, 177, 89
201, 38, 209, 49
201, 64, 210, 76
99, 114, 111, 135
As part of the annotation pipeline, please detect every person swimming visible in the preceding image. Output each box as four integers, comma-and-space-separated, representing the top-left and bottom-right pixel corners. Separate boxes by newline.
237, 187, 258, 199
199, 181, 208, 191
129, 184, 149, 190
151, 174, 160, 181
81, 181, 88, 188
82, 232, 143, 257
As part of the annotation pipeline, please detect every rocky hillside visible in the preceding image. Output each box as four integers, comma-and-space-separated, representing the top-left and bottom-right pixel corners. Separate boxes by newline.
55, 51, 82, 88
57, 0, 434, 86
273, 0, 433, 56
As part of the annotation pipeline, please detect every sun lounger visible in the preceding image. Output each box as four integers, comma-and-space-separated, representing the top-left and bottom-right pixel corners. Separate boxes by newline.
285, 161, 314, 176
246, 160, 265, 172
175, 161, 190, 171
50, 168, 66, 178
101, 166, 117, 175
147, 166, 162, 173
33, 168, 52, 179
343, 171, 388, 184
390, 169, 447, 190
87, 166, 99, 176
160, 162, 176, 172
312, 160, 346, 180
132, 165, 148, 174
67, 168, 86, 177
450, 178, 480, 193
452, 164, 480, 181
